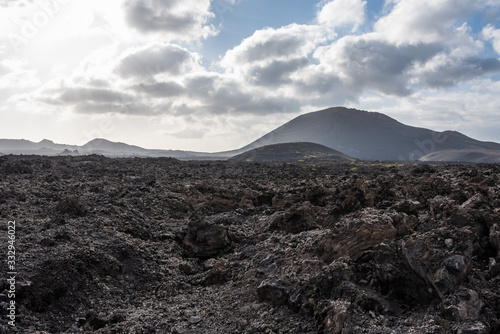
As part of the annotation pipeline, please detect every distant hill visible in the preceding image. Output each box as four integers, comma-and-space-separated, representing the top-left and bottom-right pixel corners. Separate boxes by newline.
2, 107, 500, 162
0, 139, 78, 155
0, 138, 225, 159
420, 149, 500, 163
81, 139, 148, 155
238, 107, 500, 161
229, 142, 356, 162
0, 138, 154, 157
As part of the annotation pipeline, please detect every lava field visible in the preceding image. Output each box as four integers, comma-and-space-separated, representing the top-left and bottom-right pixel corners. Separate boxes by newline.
0, 155, 499, 333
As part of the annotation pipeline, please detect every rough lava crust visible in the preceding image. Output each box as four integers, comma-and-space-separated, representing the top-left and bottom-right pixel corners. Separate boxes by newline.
0, 155, 499, 333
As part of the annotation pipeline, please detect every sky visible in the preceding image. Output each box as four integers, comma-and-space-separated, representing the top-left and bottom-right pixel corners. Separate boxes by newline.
1, 0, 500, 152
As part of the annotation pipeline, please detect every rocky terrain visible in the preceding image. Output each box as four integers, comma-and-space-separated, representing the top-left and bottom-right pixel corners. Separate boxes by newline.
0, 155, 499, 333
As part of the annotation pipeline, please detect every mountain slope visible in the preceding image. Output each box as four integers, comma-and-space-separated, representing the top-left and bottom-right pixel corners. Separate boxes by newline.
420, 149, 500, 163
0, 138, 222, 159
239, 107, 500, 161
2, 107, 499, 162
81, 139, 147, 155
230, 142, 356, 162
0, 139, 78, 155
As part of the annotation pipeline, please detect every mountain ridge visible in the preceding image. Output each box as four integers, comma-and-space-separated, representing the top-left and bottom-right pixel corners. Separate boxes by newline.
1, 107, 499, 162
238, 107, 500, 161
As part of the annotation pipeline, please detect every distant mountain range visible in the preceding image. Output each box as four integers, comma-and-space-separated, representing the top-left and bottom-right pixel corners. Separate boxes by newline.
2, 107, 500, 162
0, 138, 218, 159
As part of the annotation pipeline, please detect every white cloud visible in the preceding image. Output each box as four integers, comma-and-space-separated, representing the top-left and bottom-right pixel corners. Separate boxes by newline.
410, 54, 500, 87
0, 62, 10, 76
132, 81, 185, 98
223, 24, 326, 65
313, 35, 442, 96
374, 78, 500, 143
166, 128, 205, 139
180, 72, 302, 116
482, 24, 500, 55
116, 43, 198, 79
0, 60, 40, 93
27, 0, 500, 120
220, 23, 327, 100
0, 0, 32, 7
317, 0, 366, 31
123, 0, 217, 40
215, 0, 500, 116
59, 87, 128, 104
375, 0, 486, 45
3, 0, 500, 150
249, 57, 310, 87
38, 84, 156, 116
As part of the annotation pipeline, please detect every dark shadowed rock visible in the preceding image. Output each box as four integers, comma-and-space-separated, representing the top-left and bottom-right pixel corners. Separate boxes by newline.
182, 220, 231, 258
55, 197, 87, 217
202, 259, 230, 286
318, 209, 397, 262
315, 300, 352, 334
403, 229, 475, 298
443, 288, 484, 322
490, 223, 500, 257
390, 212, 419, 237
241, 245, 258, 259
189, 316, 203, 324
457, 326, 488, 334
257, 281, 290, 306
269, 202, 320, 233
391, 199, 421, 215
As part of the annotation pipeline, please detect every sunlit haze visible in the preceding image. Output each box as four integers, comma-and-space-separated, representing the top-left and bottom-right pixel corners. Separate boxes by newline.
1, 0, 500, 152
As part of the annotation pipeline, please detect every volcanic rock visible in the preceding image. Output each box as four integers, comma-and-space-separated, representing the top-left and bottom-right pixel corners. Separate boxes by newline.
0, 156, 499, 333
257, 281, 290, 306
182, 220, 231, 258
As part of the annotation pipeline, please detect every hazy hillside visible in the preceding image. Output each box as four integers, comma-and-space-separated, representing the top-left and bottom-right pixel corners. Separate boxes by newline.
81, 139, 148, 155
0, 139, 78, 155
0, 138, 217, 159
2, 107, 500, 162
230, 142, 355, 162
420, 149, 500, 163
239, 107, 500, 161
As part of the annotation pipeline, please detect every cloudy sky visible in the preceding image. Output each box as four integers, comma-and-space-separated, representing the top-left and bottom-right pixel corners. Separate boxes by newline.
1, 0, 500, 152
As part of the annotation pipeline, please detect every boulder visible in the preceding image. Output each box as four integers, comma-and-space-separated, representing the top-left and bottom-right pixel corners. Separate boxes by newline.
182, 220, 231, 258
